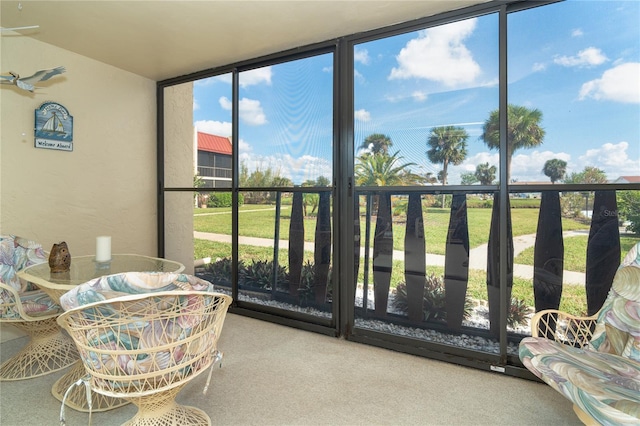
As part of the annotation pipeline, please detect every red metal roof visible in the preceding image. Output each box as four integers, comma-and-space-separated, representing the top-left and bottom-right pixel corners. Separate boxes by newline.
197, 132, 231, 155
617, 176, 640, 183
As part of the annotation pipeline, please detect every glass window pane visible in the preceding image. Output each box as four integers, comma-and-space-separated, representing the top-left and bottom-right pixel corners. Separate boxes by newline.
354, 14, 499, 187
508, 0, 640, 184
238, 54, 333, 187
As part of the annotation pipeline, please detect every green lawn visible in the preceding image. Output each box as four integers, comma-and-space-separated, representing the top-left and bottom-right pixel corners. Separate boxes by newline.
195, 204, 592, 255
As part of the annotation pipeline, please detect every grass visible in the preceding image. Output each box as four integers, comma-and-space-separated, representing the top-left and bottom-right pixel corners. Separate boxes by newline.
195, 204, 591, 255
514, 235, 639, 272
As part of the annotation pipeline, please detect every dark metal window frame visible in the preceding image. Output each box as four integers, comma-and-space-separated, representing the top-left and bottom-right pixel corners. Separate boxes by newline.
157, 0, 639, 378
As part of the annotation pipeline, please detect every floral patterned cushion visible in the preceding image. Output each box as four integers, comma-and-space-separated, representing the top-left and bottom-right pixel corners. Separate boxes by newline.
59, 272, 214, 310
0, 235, 61, 319
59, 272, 222, 393
519, 338, 640, 424
519, 265, 640, 424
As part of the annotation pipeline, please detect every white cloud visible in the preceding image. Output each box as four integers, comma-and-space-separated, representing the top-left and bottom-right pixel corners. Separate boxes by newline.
354, 109, 371, 122
219, 97, 232, 110
448, 151, 499, 184
354, 48, 370, 65
510, 150, 572, 182
554, 47, 608, 67
354, 69, 365, 83
239, 139, 251, 154
194, 120, 231, 136
532, 62, 546, 72
575, 142, 639, 179
579, 62, 640, 104
219, 96, 268, 125
239, 67, 272, 87
238, 151, 332, 185
571, 29, 584, 37
322, 66, 333, 73
389, 18, 480, 87
412, 91, 427, 102
193, 99, 200, 111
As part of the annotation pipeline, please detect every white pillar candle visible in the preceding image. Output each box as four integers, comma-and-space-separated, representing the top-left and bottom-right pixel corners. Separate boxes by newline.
96, 236, 112, 262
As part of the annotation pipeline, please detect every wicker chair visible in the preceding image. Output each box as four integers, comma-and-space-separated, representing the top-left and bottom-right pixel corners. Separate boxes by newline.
57, 272, 232, 426
519, 243, 640, 425
0, 235, 78, 380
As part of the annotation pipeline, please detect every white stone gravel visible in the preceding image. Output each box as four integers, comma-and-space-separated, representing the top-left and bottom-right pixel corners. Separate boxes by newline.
211, 284, 530, 356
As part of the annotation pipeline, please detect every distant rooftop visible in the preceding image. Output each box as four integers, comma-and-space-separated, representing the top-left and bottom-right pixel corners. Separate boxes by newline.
613, 176, 640, 184
197, 132, 231, 155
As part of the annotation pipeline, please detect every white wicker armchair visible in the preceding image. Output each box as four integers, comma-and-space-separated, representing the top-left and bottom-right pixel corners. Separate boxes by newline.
0, 235, 77, 380
57, 272, 232, 426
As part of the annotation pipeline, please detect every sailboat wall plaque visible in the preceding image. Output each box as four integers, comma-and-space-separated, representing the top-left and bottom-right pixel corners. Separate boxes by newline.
34, 102, 73, 151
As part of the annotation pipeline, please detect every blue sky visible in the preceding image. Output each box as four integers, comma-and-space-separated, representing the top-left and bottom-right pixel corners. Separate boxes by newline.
193, 0, 639, 185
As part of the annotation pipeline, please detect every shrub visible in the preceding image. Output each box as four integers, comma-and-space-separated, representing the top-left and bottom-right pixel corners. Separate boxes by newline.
240, 259, 288, 290
204, 257, 237, 286
393, 273, 473, 322
296, 261, 333, 304
507, 297, 531, 327
207, 192, 244, 208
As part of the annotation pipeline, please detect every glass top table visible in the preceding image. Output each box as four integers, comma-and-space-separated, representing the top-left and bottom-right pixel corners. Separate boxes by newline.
16, 253, 185, 413
19, 253, 185, 303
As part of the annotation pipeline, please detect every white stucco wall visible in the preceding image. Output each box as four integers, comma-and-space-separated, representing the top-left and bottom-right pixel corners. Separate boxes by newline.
1, 35, 157, 256
0, 35, 157, 339
163, 82, 195, 274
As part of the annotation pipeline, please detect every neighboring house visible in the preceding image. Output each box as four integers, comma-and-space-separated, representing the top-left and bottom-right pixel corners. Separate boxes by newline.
613, 176, 640, 184
196, 131, 232, 188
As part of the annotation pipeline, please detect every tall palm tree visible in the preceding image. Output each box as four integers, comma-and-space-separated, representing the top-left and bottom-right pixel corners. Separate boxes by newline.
481, 104, 546, 180
359, 133, 393, 156
543, 158, 567, 183
426, 126, 469, 186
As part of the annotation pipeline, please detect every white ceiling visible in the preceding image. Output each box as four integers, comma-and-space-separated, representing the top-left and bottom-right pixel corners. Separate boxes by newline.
1, 1, 489, 82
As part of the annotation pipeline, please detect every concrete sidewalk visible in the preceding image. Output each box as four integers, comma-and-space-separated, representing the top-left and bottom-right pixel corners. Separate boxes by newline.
194, 230, 587, 285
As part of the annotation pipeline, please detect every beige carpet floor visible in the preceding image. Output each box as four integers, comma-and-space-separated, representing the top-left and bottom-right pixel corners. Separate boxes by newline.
0, 313, 581, 426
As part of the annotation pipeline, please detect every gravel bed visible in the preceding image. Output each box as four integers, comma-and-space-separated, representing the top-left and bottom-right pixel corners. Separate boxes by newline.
211, 284, 530, 356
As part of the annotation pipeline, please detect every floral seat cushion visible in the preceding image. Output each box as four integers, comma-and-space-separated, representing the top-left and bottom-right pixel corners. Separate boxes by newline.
0, 235, 61, 319
59, 272, 220, 393
519, 338, 640, 423
59, 272, 215, 309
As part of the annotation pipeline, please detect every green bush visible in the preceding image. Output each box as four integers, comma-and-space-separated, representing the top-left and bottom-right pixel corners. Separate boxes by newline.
207, 192, 244, 208
393, 273, 473, 322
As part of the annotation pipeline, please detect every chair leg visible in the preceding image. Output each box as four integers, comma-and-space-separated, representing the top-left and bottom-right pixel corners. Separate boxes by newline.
52, 361, 130, 412
0, 317, 78, 380
123, 384, 211, 426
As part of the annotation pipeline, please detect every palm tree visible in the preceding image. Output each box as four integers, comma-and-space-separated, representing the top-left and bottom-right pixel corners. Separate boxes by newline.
426, 126, 469, 186
359, 133, 393, 156
475, 162, 496, 185
481, 104, 546, 180
354, 151, 419, 186
543, 158, 567, 183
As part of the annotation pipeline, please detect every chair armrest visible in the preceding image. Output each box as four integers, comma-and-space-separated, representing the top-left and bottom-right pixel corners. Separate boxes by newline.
0, 281, 60, 321
530, 309, 598, 348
